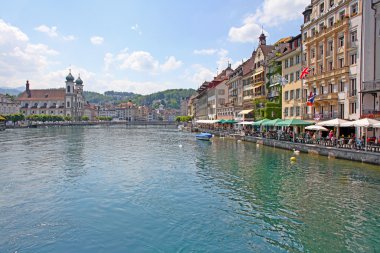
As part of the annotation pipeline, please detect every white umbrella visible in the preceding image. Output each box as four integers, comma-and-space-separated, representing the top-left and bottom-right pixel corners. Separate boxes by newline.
374, 122, 380, 128
305, 125, 329, 131
237, 121, 254, 125
341, 118, 380, 127
316, 118, 350, 126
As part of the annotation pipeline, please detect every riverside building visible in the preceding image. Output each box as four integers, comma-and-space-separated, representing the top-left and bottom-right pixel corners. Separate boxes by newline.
301, 0, 362, 121
17, 71, 86, 121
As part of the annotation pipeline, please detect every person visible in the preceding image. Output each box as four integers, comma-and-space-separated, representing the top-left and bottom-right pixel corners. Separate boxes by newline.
328, 130, 334, 140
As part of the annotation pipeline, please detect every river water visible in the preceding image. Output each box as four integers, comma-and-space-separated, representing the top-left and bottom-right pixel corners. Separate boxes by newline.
0, 126, 379, 252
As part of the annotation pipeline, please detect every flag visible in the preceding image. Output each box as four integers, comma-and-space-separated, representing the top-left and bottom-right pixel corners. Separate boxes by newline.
307, 92, 315, 106
300, 67, 310, 79
279, 76, 288, 86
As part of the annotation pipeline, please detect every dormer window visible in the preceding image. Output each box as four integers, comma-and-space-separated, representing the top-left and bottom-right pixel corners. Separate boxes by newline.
329, 0, 334, 7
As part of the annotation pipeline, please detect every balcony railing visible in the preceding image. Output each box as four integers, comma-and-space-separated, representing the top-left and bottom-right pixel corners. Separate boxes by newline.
362, 110, 380, 119
362, 80, 380, 92
303, 111, 338, 120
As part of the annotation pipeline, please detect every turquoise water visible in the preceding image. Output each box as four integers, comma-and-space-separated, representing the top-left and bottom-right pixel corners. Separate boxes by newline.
0, 126, 379, 252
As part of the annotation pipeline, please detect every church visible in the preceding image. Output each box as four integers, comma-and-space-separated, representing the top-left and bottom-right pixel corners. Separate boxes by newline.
17, 71, 86, 121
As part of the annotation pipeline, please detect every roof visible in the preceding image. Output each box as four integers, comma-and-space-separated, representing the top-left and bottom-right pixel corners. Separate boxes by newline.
17, 88, 66, 101
258, 44, 275, 56
242, 55, 255, 76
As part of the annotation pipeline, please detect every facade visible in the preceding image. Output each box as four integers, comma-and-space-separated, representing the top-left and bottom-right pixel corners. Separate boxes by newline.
180, 97, 189, 116
17, 72, 86, 120
226, 63, 244, 117
302, 0, 362, 121
277, 35, 305, 119
0, 94, 19, 115
195, 82, 210, 120
83, 103, 98, 121
252, 33, 275, 119
361, 0, 380, 119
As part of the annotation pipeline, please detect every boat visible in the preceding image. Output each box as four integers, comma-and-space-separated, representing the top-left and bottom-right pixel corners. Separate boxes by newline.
196, 132, 213, 141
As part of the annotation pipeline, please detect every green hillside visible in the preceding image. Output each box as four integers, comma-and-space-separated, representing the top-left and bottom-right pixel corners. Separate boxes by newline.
84, 88, 196, 109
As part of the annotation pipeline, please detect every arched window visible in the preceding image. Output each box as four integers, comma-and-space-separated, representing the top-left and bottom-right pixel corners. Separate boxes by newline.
67, 86, 71, 93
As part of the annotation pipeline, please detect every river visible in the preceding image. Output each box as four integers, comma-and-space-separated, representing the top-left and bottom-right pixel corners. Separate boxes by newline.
0, 126, 379, 252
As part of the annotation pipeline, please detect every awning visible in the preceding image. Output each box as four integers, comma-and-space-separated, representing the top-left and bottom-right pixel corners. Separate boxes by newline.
0, 115, 6, 121
276, 119, 313, 127
252, 119, 269, 126
238, 109, 253, 115
262, 119, 283, 126
195, 120, 219, 124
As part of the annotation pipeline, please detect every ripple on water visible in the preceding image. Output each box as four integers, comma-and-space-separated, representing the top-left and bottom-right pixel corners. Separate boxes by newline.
0, 127, 379, 253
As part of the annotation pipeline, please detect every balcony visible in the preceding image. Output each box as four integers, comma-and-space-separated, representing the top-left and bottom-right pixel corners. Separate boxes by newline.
315, 92, 338, 101
362, 110, 380, 119
362, 80, 380, 93
303, 111, 338, 120
267, 91, 280, 99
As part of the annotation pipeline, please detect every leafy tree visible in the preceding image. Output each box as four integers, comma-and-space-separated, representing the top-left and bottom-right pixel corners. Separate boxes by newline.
81, 116, 89, 121
64, 115, 72, 121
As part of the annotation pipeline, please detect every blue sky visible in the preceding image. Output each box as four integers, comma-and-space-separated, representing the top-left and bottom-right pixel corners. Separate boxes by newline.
0, 0, 309, 94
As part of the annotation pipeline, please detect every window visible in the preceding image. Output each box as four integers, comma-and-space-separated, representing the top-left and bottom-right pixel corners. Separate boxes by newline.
289, 57, 294, 67
290, 90, 294, 100
303, 32, 307, 41
311, 48, 315, 58
285, 91, 289, 100
285, 74, 289, 81
329, 0, 334, 7
329, 83, 333, 93
339, 10, 345, 20
311, 27, 316, 36
329, 17, 334, 27
350, 102, 357, 114
296, 89, 300, 99
339, 80, 345, 92
296, 71, 300, 80
350, 30, 357, 42
350, 53, 357, 65
296, 106, 300, 116
320, 2, 324, 13
67, 86, 70, 93
319, 64, 323, 73
320, 85, 324, 95
284, 107, 288, 117
319, 44, 324, 57
328, 61, 333, 71
289, 73, 294, 83
290, 107, 294, 116
295, 55, 300, 64
67, 101, 70, 107
339, 58, 344, 68
350, 78, 357, 96
328, 40, 333, 51
319, 22, 325, 31
338, 36, 344, 47
351, 3, 358, 16
285, 59, 289, 68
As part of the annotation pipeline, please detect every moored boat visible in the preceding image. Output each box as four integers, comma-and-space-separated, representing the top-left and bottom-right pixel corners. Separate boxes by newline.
196, 132, 213, 141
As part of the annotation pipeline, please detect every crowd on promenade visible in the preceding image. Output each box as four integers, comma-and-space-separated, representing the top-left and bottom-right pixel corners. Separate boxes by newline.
195, 119, 380, 153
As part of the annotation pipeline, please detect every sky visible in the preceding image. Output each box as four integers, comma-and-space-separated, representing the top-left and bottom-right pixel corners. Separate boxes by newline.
0, 0, 310, 95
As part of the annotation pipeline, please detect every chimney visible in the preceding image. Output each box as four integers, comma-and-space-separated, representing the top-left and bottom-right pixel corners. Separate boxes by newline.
26, 80, 31, 98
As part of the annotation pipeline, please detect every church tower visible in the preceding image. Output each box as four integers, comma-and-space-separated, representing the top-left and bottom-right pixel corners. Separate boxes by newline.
259, 30, 266, 45
65, 70, 75, 117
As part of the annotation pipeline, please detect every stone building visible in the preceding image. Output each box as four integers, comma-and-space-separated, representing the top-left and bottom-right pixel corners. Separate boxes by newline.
0, 94, 19, 115
17, 71, 86, 121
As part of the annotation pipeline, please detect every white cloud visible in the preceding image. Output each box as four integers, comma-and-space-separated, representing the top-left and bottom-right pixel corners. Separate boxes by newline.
160, 56, 182, 71
131, 24, 142, 35
193, 49, 218, 55
228, 0, 309, 43
35, 25, 58, 37
120, 51, 159, 72
0, 20, 60, 85
90, 36, 104, 45
0, 19, 29, 45
104, 53, 114, 71
184, 64, 215, 86
63, 35, 76, 41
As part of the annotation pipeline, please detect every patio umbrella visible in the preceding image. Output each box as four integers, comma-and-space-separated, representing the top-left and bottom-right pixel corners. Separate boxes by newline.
252, 119, 269, 126
262, 118, 283, 127
374, 122, 380, 128
316, 118, 350, 127
237, 121, 254, 125
217, 119, 226, 124
276, 119, 313, 127
305, 125, 329, 131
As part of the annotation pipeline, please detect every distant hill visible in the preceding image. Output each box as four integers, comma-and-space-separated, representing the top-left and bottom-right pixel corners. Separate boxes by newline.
84, 88, 196, 109
0, 86, 24, 96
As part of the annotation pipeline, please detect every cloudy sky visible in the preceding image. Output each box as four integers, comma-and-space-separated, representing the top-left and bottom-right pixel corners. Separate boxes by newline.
0, 0, 309, 94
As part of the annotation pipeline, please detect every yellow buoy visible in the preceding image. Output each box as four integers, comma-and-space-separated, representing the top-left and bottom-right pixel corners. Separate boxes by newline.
290, 156, 297, 162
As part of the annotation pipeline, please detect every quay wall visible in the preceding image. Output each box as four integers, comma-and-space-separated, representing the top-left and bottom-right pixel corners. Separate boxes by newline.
203, 130, 380, 165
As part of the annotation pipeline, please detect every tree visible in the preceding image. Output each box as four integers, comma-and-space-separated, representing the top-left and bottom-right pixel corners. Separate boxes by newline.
81, 116, 89, 121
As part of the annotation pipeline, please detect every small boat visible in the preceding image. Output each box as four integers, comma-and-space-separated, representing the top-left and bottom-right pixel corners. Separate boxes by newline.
196, 132, 213, 141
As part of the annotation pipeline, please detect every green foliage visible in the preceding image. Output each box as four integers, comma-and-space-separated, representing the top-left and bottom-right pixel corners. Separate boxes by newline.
64, 115, 72, 121
5, 113, 25, 124
175, 116, 192, 122
26, 114, 65, 122
81, 116, 89, 121
95, 116, 112, 121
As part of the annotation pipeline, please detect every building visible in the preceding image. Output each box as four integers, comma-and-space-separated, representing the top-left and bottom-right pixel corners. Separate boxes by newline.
361, 0, 380, 119
0, 94, 19, 115
17, 71, 86, 120
83, 103, 98, 121
252, 32, 275, 119
277, 34, 305, 119
301, 0, 362, 121
180, 97, 189, 116
115, 101, 136, 121
194, 81, 210, 120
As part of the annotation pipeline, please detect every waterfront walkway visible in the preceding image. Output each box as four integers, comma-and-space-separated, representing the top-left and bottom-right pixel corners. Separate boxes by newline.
199, 129, 380, 165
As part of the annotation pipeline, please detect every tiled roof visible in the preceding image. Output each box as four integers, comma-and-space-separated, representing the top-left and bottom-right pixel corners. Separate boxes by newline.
17, 88, 66, 101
